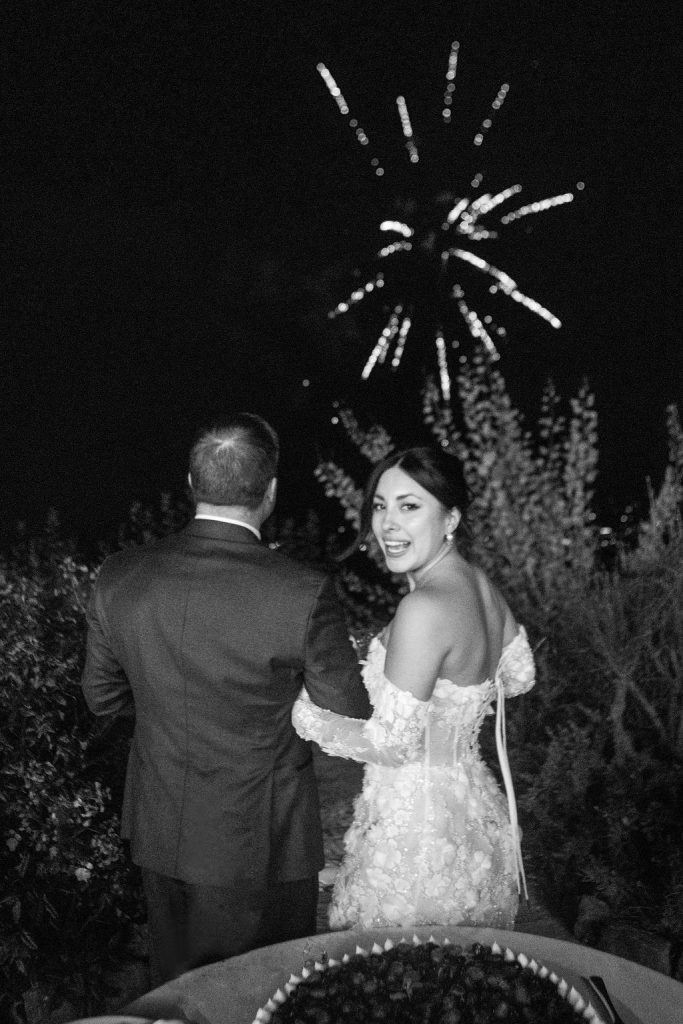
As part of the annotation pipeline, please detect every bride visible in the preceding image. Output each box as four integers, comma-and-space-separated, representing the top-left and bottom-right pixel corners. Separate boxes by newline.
292, 445, 535, 930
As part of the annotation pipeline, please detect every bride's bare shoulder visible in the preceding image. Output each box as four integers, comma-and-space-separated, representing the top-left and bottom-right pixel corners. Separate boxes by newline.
469, 563, 517, 626
393, 586, 446, 628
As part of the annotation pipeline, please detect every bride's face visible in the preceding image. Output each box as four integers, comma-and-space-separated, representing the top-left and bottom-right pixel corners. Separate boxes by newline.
371, 466, 451, 573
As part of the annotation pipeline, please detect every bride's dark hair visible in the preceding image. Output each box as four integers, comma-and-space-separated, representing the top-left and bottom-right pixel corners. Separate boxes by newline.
342, 445, 470, 559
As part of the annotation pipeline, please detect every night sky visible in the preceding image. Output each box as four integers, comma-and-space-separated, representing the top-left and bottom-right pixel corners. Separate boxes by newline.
2, 1, 680, 547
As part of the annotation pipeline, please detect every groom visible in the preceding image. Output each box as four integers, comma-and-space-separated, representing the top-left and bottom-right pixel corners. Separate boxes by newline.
81, 413, 370, 984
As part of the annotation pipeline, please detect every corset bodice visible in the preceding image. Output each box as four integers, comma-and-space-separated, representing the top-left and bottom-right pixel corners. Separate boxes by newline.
362, 630, 531, 767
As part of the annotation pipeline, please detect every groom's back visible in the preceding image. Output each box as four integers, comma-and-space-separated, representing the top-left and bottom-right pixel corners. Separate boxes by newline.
84, 520, 356, 885
98, 528, 325, 747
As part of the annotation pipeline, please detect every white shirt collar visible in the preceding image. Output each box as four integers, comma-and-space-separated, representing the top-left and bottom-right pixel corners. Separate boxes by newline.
194, 514, 261, 540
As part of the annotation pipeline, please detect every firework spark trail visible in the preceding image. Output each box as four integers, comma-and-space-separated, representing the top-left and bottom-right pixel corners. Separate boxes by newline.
379, 220, 413, 237
316, 63, 349, 115
316, 41, 577, 387
362, 307, 403, 379
435, 330, 452, 401
396, 95, 419, 163
441, 40, 460, 122
470, 184, 523, 218
500, 192, 574, 223
377, 240, 413, 258
444, 198, 469, 227
329, 273, 385, 319
447, 248, 562, 328
455, 293, 500, 360
391, 315, 412, 369
316, 62, 385, 175
473, 82, 510, 146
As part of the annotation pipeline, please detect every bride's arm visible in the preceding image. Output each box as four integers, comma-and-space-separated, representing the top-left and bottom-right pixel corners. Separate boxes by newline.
291, 685, 428, 767
292, 595, 444, 766
383, 590, 452, 699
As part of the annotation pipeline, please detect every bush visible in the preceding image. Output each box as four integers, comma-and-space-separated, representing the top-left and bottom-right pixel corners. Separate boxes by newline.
519, 522, 683, 939
0, 524, 144, 1021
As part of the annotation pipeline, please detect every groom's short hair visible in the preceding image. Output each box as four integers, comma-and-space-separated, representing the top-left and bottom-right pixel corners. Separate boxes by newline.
189, 414, 280, 508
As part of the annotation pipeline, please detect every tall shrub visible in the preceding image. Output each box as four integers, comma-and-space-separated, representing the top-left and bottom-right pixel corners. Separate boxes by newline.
0, 526, 144, 1021
519, 408, 683, 939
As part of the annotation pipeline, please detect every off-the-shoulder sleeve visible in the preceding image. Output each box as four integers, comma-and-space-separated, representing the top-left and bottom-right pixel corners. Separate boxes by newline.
497, 625, 536, 697
292, 682, 428, 768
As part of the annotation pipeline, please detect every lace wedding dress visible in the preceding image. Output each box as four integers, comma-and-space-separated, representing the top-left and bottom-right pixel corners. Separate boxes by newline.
292, 626, 535, 930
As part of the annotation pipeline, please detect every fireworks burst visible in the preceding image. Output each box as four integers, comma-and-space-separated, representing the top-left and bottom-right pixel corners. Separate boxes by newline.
316, 43, 582, 401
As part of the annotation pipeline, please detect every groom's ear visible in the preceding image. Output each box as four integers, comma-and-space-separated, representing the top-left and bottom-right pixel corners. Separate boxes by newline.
267, 477, 278, 506
261, 477, 277, 519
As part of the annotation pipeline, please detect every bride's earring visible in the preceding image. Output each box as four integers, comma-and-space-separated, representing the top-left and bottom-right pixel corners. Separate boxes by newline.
445, 527, 454, 544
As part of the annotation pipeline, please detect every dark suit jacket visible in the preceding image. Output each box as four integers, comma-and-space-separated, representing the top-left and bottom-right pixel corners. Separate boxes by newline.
81, 518, 370, 887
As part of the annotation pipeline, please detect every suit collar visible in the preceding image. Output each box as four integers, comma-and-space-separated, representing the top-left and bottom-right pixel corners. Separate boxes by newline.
194, 514, 261, 539
185, 518, 262, 544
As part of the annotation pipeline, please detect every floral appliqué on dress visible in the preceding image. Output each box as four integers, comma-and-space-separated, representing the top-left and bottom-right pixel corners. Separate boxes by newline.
292, 627, 535, 930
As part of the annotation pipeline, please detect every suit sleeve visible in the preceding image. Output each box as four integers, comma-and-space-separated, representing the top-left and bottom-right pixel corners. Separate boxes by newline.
81, 576, 135, 718
303, 575, 371, 720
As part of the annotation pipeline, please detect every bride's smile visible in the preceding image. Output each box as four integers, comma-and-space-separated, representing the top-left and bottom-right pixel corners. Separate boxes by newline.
383, 539, 410, 556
